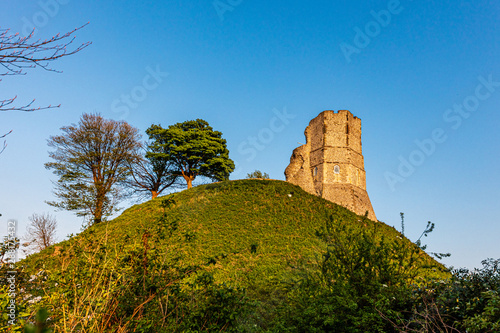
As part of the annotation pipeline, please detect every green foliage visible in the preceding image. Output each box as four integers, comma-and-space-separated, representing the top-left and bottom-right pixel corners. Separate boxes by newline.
173, 272, 251, 332
428, 258, 500, 331
269, 217, 428, 332
463, 290, 500, 332
16, 180, 448, 332
317, 216, 423, 289
246, 170, 270, 179
380, 258, 500, 332
23, 308, 52, 333
12, 208, 250, 331
146, 119, 235, 188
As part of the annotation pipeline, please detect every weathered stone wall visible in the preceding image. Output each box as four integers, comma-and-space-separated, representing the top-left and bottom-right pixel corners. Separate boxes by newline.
285, 110, 377, 221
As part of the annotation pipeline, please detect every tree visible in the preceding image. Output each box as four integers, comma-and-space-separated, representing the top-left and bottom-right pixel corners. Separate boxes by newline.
45, 113, 142, 225
126, 147, 180, 199
246, 170, 270, 179
0, 25, 90, 153
0, 24, 90, 112
23, 213, 57, 253
146, 119, 235, 189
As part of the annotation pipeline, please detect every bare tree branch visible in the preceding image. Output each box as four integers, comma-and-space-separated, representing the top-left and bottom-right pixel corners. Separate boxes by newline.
126, 147, 182, 200
0, 23, 91, 112
23, 213, 57, 254
0, 24, 90, 154
378, 293, 462, 333
0, 95, 60, 112
0, 130, 12, 154
45, 113, 142, 225
0, 24, 91, 76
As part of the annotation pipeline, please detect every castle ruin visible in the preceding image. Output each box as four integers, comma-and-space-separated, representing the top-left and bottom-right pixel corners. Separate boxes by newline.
285, 110, 377, 221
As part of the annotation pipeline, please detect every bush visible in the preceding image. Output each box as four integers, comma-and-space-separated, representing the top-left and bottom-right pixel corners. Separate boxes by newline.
269, 216, 429, 332
246, 170, 270, 179
415, 258, 500, 332
11, 197, 253, 332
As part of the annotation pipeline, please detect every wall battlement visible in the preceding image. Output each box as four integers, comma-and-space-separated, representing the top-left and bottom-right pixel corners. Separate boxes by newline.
285, 110, 377, 221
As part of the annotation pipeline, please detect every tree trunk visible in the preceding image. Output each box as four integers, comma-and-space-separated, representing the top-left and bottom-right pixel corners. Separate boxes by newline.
94, 192, 104, 224
151, 190, 158, 199
182, 172, 195, 189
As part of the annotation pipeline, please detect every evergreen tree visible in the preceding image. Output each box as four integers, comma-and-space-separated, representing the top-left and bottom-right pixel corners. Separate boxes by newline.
146, 119, 234, 189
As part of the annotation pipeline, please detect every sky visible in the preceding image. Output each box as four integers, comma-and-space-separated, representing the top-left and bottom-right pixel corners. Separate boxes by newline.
1, 0, 499, 269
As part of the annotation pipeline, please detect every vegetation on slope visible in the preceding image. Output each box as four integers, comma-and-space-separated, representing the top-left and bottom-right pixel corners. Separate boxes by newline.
4, 180, 450, 332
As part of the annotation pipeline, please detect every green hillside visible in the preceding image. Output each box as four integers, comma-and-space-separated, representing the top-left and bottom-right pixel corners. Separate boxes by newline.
13, 179, 448, 332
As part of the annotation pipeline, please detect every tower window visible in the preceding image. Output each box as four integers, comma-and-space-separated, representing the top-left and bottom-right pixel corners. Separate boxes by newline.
313, 167, 318, 176
334, 165, 340, 174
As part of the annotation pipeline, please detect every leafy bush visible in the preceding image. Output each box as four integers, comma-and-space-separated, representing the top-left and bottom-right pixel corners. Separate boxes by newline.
268, 216, 434, 332
11, 180, 456, 332
268, 214, 499, 333
246, 170, 270, 179
404, 258, 500, 332
9, 197, 252, 332
463, 290, 500, 332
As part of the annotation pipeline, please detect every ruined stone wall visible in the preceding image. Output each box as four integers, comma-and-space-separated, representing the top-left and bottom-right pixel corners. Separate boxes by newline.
285, 110, 377, 221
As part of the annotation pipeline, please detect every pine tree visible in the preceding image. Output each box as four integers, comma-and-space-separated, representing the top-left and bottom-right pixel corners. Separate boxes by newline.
146, 119, 234, 189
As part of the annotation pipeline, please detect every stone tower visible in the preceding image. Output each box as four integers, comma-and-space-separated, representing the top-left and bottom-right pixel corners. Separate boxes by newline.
285, 110, 377, 221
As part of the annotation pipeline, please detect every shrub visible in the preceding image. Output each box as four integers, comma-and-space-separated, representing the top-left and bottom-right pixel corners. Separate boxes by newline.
246, 170, 270, 179
269, 215, 429, 332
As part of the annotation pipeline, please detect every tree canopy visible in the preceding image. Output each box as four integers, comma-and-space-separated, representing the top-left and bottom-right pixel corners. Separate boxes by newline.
146, 119, 234, 189
246, 170, 270, 179
45, 113, 141, 224
126, 145, 179, 199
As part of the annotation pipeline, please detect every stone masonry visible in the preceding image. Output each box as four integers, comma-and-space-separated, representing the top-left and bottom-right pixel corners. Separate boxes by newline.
285, 110, 377, 221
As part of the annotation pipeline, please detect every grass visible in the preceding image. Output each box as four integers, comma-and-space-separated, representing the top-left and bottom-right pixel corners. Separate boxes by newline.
12, 179, 448, 331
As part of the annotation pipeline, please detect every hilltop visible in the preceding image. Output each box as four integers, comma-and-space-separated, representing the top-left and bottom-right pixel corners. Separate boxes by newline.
24, 179, 444, 283
16, 179, 448, 331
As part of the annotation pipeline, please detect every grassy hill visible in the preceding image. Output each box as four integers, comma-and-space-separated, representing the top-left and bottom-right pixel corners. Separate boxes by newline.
14, 179, 448, 332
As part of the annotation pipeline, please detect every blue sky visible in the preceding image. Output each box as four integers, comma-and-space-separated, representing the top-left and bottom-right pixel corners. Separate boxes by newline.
1, 0, 499, 269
